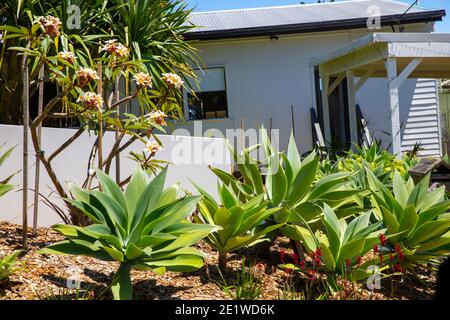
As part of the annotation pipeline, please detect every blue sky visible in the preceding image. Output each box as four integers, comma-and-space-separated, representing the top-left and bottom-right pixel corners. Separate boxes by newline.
186, 0, 450, 32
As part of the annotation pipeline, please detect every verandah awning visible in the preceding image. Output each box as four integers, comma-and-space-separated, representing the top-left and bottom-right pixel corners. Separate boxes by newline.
312, 32, 450, 156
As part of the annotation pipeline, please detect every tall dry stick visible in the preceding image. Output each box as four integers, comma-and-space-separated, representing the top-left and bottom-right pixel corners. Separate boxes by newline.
22, 54, 29, 249
97, 64, 103, 176
115, 76, 121, 183
32, 65, 45, 235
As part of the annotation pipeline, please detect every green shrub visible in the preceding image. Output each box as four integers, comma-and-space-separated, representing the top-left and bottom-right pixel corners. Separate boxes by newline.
367, 169, 450, 269
39, 168, 217, 300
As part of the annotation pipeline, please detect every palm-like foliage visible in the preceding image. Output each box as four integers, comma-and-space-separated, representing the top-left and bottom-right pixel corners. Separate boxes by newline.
0, 0, 201, 123
367, 170, 450, 268
39, 168, 217, 300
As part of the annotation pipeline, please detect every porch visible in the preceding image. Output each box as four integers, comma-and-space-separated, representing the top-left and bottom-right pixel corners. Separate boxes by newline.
313, 33, 450, 156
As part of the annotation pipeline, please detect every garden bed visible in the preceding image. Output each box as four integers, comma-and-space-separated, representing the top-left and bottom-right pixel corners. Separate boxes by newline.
0, 221, 438, 300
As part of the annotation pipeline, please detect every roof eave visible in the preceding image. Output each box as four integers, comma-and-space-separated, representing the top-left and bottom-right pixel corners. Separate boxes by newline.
184, 9, 446, 41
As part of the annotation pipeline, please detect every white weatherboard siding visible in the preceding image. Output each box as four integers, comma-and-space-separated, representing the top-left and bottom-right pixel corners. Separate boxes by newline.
401, 79, 441, 156
0, 125, 231, 227
181, 23, 442, 155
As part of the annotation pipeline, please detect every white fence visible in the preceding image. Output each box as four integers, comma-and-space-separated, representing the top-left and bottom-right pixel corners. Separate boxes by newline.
0, 125, 231, 227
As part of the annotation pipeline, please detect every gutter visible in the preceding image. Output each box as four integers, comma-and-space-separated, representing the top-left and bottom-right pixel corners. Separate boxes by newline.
184, 9, 446, 41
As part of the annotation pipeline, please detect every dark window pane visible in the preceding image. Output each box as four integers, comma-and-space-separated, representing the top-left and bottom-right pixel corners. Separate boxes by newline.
187, 91, 228, 120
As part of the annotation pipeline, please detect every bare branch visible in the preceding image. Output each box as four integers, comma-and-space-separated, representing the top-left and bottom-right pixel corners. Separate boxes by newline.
48, 127, 85, 163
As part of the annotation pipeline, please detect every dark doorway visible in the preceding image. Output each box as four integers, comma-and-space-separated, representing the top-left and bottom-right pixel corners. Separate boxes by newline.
328, 77, 350, 150
314, 68, 351, 152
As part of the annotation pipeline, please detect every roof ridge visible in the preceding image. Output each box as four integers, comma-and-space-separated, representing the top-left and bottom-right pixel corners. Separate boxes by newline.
190, 0, 411, 16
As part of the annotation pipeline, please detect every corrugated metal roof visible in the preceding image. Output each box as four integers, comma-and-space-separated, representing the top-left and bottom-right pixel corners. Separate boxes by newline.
185, 0, 445, 40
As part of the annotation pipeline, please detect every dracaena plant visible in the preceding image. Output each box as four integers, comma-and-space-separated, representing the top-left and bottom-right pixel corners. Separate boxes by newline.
367, 169, 450, 269
289, 204, 384, 277
194, 183, 281, 270
39, 168, 217, 300
211, 129, 362, 241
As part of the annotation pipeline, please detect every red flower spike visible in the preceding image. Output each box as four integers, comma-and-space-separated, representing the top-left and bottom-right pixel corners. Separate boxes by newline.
356, 256, 363, 267
291, 253, 299, 265
345, 259, 352, 268
315, 248, 323, 257
394, 262, 403, 273
300, 260, 306, 271
373, 245, 379, 254
279, 250, 286, 263
379, 234, 387, 246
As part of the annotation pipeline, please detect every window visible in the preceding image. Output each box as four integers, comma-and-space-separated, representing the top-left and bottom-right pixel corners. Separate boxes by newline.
187, 67, 228, 120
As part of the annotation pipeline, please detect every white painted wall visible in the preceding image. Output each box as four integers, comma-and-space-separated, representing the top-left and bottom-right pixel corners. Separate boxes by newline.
178, 22, 441, 156
0, 125, 231, 227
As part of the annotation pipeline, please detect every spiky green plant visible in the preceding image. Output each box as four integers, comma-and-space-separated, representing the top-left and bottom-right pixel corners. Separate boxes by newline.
367, 170, 450, 269
39, 168, 218, 300
211, 130, 362, 241
287, 205, 384, 276
194, 183, 281, 270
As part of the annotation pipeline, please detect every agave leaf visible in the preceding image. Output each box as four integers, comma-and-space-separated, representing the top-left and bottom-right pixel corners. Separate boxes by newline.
393, 173, 409, 207
96, 169, 128, 214
406, 220, 450, 245
266, 153, 287, 207
287, 132, 301, 176
287, 156, 319, 206
124, 168, 148, 215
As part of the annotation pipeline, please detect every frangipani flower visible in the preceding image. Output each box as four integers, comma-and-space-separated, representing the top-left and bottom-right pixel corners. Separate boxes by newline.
57, 51, 77, 64
40, 16, 62, 37
134, 72, 153, 88
143, 140, 163, 155
77, 92, 103, 109
149, 110, 167, 126
101, 39, 129, 58
162, 73, 184, 89
76, 67, 99, 86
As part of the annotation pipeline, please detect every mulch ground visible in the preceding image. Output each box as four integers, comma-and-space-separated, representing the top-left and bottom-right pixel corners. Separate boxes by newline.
0, 221, 438, 300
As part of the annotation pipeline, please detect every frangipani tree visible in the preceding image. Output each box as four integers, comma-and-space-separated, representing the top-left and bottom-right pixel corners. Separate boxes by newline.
1, 13, 189, 225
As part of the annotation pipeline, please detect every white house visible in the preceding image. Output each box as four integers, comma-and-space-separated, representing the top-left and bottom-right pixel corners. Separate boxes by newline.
174, 0, 449, 157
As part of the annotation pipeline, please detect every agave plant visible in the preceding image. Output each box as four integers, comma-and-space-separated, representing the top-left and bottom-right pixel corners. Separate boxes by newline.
211, 130, 362, 242
339, 144, 417, 182
290, 205, 384, 275
39, 168, 217, 300
367, 169, 450, 269
194, 183, 281, 270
